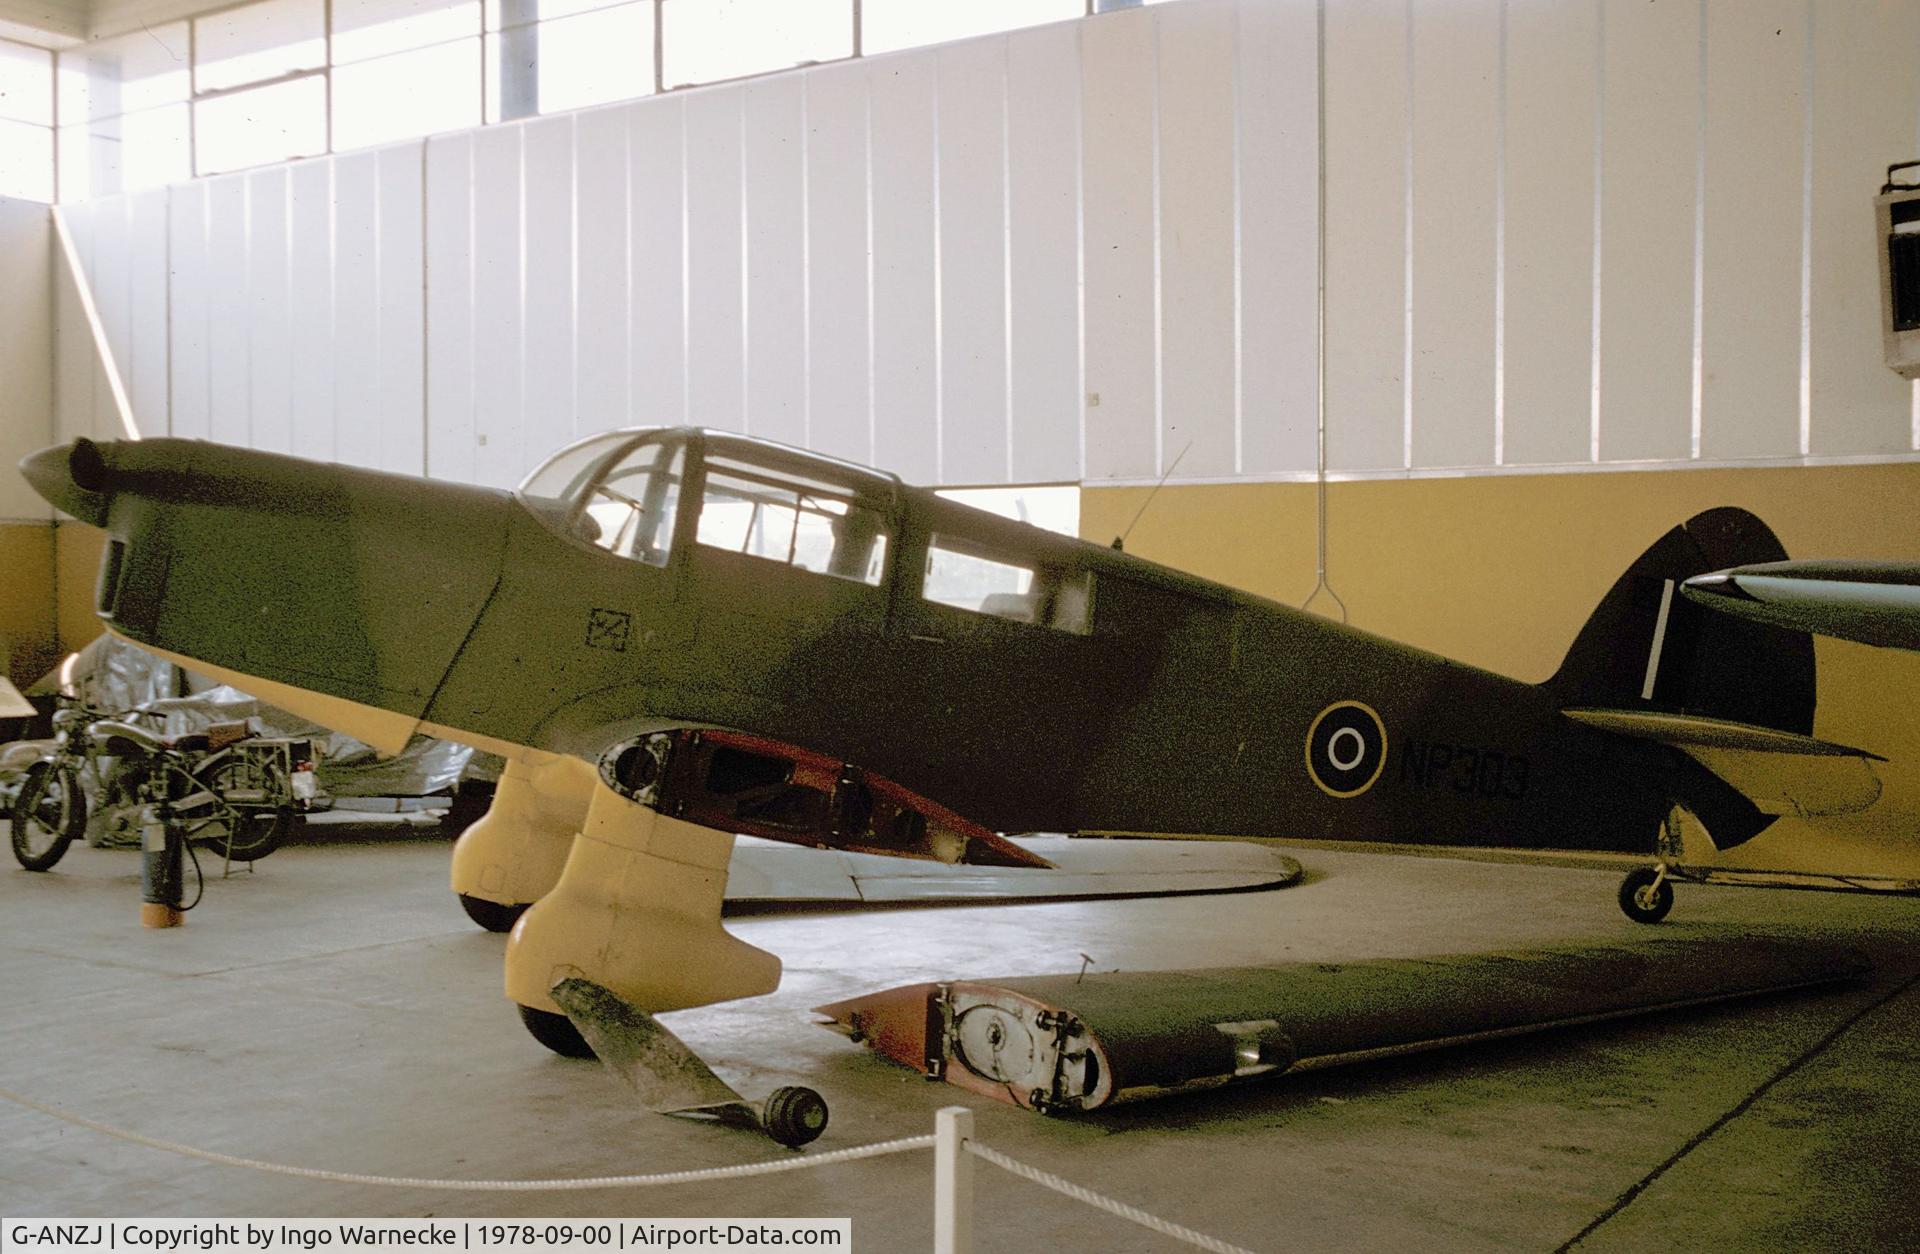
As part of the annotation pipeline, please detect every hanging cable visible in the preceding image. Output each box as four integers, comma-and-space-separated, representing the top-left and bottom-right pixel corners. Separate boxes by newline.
1301, 0, 1347, 624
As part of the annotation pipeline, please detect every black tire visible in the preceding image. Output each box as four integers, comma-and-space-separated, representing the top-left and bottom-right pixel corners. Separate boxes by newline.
459, 893, 529, 933
1619, 867, 1674, 924
440, 782, 496, 838
761, 1086, 829, 1148
518, 1004, 596, 1058
197, 806, 292, 862
187, 757, 293, 862
11, 761, 85, 872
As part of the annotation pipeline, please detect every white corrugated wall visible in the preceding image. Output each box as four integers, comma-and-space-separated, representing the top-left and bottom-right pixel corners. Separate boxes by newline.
49, 0, 1920, 489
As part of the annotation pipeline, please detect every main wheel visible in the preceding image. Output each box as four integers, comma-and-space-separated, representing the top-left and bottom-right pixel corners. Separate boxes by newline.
11, 761, 85, 871
1618, 867, 1674, 924
187, 758, 294, 861
459, 893, 529, 933
761, 1086, 829, 1148
518, 1004, 595, 1058
439, 781, 496, 838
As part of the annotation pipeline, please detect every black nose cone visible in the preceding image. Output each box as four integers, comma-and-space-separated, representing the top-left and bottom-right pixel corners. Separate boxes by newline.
20, 439, 111, 526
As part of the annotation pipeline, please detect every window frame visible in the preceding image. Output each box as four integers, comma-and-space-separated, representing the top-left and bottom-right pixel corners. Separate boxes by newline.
689, 433, 898, 589
577, 438, 687, 567
54, 2, 1127, 199
0, 37, 53, 201
917, 526, 1096, 637
515, 427, 692, 565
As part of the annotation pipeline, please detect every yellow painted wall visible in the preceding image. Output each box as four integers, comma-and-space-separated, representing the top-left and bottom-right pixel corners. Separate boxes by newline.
1, 520, 105, 692
1082, 462, 1920, 762
0, 521, 56, 689
53, 521, 105, 658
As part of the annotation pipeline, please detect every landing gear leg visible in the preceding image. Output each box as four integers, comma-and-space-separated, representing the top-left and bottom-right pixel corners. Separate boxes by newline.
449, 754, 595, 931
1618, 863, 1674, 924
503, 777, 780, 1036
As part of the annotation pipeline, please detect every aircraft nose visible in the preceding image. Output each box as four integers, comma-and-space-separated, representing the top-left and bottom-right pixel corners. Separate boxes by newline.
19, 438, 114, 526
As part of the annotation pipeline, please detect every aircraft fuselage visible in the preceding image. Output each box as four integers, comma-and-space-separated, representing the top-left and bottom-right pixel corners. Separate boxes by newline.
24, 430, 1692, 857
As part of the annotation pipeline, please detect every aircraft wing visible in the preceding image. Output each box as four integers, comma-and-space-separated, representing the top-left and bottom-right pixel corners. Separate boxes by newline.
1683, 559, 1920, 652
1564, 708, 1885, 818
724, 835, 1303, 906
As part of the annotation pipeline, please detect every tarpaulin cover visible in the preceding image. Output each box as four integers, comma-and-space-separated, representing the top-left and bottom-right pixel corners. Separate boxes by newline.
27, 634, 478, 798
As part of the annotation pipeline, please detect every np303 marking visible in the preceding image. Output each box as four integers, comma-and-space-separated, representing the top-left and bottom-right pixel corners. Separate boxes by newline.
1400, 740, 1532, 800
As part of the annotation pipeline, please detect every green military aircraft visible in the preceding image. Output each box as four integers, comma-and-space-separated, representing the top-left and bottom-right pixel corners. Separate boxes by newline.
21, 427, 1889, 1055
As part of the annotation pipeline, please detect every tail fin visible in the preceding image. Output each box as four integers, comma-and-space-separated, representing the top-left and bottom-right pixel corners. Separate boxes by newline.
1546, 507, 1815, 734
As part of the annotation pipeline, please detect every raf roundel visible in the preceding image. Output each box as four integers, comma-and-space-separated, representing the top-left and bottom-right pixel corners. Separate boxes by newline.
1305, 701, 1388, 798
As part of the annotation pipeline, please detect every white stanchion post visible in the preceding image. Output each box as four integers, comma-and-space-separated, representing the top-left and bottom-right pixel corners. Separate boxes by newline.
933, 1106, 975, 1254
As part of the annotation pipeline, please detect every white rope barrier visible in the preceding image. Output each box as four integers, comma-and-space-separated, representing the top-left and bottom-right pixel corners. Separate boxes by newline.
0, 1084, 931, 1192
964, 1139, 1259, 1254
4, 1085, 1258, 1251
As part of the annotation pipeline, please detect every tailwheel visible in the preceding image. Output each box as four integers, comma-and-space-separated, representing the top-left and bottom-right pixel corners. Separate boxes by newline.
761, 1086, 829, 1148
459, 893, 529, 933
1618, 865, 1674, 924
518, 1003, 596, 1058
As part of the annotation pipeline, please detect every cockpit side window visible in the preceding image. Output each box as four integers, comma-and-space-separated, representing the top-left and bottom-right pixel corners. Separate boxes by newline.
578, 442, 685, 566
695, 457, 890, 585
923, 534, 1093, 634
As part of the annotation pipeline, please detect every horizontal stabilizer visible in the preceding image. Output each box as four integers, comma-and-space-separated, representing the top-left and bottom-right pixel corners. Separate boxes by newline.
1565, 708, 1885, 818
1563, 708, 1883, 758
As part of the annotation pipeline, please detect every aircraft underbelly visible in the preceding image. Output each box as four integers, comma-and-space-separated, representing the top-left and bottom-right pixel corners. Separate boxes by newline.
117, 630, 427, 757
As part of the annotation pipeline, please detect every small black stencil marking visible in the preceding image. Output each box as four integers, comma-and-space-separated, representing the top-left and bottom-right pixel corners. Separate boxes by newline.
586, 608, 632, 653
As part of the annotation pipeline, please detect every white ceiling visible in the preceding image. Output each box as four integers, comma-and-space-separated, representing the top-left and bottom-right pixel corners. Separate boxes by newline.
0, 0, 242, 48
0, 0, 85, 47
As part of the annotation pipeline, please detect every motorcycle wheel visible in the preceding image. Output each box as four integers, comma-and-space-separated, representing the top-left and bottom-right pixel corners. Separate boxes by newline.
11, 761, 86, 872
188, 758, 295, 862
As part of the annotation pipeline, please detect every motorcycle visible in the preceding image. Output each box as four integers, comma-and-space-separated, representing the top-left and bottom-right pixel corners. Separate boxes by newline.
9, 701, 317, 873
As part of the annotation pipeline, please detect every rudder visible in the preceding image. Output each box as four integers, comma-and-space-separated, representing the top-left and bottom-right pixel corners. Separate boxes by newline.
1546, 507, 1816, 734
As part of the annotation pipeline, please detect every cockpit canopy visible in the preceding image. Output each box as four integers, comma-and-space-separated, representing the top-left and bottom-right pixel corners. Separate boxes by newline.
517, 428, 898, 582
517, 427, 1091, 634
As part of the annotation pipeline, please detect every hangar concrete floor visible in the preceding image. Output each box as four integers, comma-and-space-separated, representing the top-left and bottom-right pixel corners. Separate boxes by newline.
4, 822, 1918, 1252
